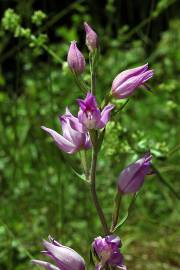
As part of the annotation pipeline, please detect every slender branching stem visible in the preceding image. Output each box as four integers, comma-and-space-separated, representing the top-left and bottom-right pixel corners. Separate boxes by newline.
110, 192, 122, 232
112, 193, 137, 232
89, 49, 109, 235
73, 73, 87, 93
152, 164, 180, 200
80, 150, 89, 181
89, 52, 96, 94
90, 146, 109, 235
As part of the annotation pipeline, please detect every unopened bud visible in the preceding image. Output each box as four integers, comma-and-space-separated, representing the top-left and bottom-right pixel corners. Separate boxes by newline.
84, 22, 98, 52
67, 41, 86, 74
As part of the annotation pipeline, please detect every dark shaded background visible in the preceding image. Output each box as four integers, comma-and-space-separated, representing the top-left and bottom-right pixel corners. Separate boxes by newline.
1, 0, 180, 88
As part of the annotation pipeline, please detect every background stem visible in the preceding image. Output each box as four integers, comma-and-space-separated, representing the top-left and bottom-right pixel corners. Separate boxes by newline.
152, 164, 180, 200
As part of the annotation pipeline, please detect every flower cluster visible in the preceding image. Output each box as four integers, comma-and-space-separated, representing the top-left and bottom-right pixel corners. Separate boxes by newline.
92, 235, 126, 270
42, 92, 114, 153
42, 24, 153, 156
35, 22, 155, 270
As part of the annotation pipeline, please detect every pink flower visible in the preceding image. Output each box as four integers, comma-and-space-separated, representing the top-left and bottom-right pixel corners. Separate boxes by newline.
41, 108, 91, 154
111, 63, 154, 99
92, 235, 126, 270
32, 236, 86, 270
118, 153, 152, 194
77, 92, 114, 130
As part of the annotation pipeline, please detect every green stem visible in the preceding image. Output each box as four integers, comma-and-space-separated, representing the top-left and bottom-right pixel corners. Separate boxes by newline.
73, 73, 87, 93
89, 53, 96, 94
152, 164, 180, 200
112, 99, 130, 120
110, 192, 122, 232
90, 145, 109, 235
100, 92, 112, 109
42, 44, 63, 64
112, 193, 137, 232
80, 150, 89, 180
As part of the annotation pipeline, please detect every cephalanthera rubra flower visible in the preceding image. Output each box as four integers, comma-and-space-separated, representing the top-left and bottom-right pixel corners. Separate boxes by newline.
32, 236, 86, 270
118, 153, 152, 194
92, 235, 126, 270
77, 92, 114, 130
42, 108, 91, 154
67, 41, 86, 74
111, 63, 154, 99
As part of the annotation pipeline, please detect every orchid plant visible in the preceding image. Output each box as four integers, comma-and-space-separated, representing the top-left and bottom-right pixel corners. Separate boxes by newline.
32, 22, 154, 270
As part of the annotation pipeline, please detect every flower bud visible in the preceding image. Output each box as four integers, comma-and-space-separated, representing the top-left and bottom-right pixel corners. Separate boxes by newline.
32, 236, 86, 270
67, 41, 85, 74
118, 153, 152, 194
84, 22, 98, 52
111, 63, 154, 99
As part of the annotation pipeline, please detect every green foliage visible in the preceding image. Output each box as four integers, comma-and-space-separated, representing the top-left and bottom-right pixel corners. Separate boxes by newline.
1, 9, 48, 56
31, 10, 47, 26
2, 8, 21, 32
0, 2, 179, 270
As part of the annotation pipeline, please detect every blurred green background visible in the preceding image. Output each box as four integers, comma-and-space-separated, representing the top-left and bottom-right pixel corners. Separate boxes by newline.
0, 0, 180, 269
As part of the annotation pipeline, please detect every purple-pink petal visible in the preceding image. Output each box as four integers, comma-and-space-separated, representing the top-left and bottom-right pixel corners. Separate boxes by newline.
60, 118, 86, 147
32, 260, 59, 270
42, 107, 91, 154
41, 126, 76, 154
141, 70, 154, 83
112, 63, 154, 99
67, 41, 85, 74
32, 237, 86, 270
77, 92, 98, 111
97, 104, 114, 128
48, 236, 62, 247
77, 93, 113, 130
95, 263, 102, 270
63, 107, 86, 133
105, 235, 121, 247
77, 100, 87, 112
84, 135, 92, 149
84, 22, 98, 52
118, 153, 152, 194
112, 63, 148, 89
108, 251, 124, 266
43, 240, 85, 270
112, 70, 153, 99
92, 235, 126, 270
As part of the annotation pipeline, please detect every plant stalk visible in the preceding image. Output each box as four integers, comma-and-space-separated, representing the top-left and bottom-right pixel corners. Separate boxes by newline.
80, 150, 89, 181
110, 192, 122, 232
90, 146, 109, 235
89, 52, 96, 94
